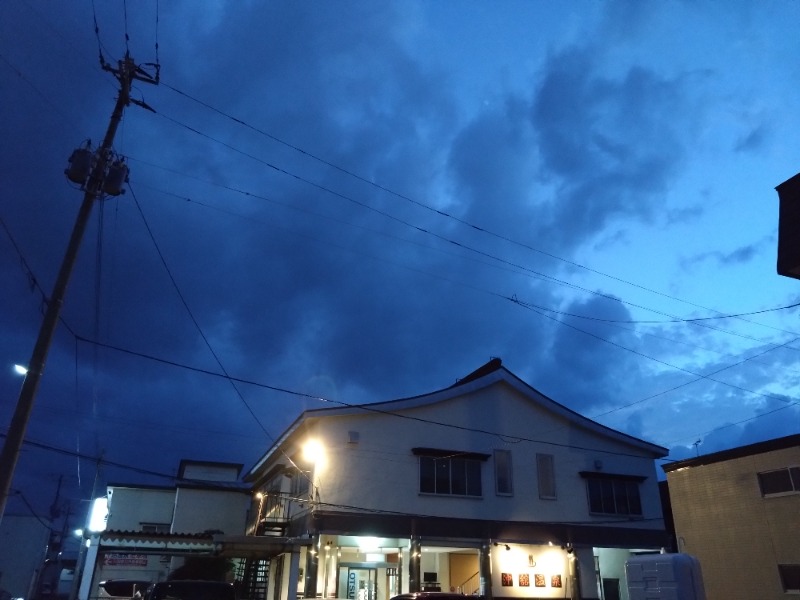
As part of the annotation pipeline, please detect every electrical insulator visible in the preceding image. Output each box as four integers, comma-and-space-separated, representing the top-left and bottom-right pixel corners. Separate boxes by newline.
103, 160, 129, 196
65, 147, 93, 185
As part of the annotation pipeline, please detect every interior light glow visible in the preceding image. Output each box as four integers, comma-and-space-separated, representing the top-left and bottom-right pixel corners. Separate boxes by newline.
358, 537, 380, 551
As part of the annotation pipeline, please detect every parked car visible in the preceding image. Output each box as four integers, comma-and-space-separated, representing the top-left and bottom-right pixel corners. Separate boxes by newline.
99, 579, 152, 598
144, 581, 236, 600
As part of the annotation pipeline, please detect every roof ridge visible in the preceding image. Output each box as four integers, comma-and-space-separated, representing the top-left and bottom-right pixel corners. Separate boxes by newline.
450, 357, 503, 388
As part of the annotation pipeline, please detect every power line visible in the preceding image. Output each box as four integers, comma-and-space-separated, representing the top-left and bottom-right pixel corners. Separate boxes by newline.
159, 81, 796, 337
127, 145, 786, 351
71, 331, 799, 461
129, 183, 273, 441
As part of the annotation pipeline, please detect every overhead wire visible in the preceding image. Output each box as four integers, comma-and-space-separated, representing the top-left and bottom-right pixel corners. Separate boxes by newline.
4, 9, 794, 481
159, 81, 799, 337
127, 182, 316, 490
132, 179, 800, 381
5, 202, 795, 477
92, 176, 800, 454
9, 188, 790, 474
70, 330, 800, 460
1, 432, 665, 527
144, 111, 794, 346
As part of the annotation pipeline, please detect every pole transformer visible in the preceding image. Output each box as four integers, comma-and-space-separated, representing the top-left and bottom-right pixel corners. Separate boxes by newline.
0, 54, 157, 524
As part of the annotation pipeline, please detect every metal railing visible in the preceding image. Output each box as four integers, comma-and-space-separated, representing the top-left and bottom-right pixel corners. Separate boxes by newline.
455, 571, 480, 596
252, 491, 302, 536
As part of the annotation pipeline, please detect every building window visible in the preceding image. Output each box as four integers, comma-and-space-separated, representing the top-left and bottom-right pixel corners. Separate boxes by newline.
779, 564, 800, 593
494, 450, 513, 495
580, 472, 644, 516
536, 453, 556, 499
757, 467, 800, 496
141, 522, 170, 533
291, 470, 310, 498
413, 448, 488, 497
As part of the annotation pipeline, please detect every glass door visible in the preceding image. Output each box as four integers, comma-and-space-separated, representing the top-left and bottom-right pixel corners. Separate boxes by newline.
341, 567, 377, 600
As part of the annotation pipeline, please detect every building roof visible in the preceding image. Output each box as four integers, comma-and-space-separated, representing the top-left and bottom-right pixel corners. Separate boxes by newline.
662, 433, 800, 473
246, 358, 668, 480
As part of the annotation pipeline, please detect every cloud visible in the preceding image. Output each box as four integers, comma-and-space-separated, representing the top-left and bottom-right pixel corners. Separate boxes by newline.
735, 123, 770, 153
529, 47, 692, 252
680, 237, 769, 269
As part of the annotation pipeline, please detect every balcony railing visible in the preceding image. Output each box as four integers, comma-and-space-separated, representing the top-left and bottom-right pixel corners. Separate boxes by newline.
251, 491, 304, 537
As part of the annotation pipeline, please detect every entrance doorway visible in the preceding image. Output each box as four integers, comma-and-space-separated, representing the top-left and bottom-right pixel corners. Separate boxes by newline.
602, 578, 620, 600
341, 567, 378, 600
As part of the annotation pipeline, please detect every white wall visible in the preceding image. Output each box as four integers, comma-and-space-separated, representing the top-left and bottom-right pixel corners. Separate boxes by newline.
171, 487, 249, 535
304, 380, 663, 527
106, 487, 176, 530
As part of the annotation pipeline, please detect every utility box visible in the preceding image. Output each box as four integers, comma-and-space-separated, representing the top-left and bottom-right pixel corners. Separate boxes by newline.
625, 553, 706, 600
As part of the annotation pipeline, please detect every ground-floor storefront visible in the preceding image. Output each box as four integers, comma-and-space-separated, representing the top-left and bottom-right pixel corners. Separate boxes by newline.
80, 514, 665, 600
254, 511, 668, 600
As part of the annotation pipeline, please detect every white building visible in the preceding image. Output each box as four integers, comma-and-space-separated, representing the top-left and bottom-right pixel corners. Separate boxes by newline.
76, 460, 250, 600
242, 359, 669, 600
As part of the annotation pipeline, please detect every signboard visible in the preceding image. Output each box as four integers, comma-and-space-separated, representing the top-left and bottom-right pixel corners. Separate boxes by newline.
103, 553, 149, 567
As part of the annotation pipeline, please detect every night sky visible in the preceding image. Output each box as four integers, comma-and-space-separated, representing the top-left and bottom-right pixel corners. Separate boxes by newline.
2, 1, 799, 534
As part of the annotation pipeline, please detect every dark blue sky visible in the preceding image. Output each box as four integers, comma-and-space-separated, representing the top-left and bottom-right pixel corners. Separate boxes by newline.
1, 1, 799, 530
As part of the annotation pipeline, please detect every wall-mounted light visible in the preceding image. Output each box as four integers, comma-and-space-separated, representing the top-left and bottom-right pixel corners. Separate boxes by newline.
303, 439, 325, 463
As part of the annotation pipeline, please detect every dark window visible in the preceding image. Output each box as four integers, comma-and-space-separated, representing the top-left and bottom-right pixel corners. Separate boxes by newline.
779, 564, 800, 592
585, 476, 643, 516
536, 453, 556, 499
495, 450, 513, 495
141, 522, 170, 533
758, 467, 800, 495
291, 470, 310, 498
419, 455, 482, 497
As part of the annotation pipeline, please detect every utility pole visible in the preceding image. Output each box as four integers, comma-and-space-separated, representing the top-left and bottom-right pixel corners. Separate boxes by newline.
0, 54, 157, 524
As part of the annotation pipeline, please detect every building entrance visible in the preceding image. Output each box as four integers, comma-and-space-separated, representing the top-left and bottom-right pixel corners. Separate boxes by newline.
340, 567, 378, 600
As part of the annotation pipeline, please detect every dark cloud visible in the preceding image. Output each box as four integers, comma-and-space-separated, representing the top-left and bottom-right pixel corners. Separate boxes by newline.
735, 123, 770, 153
680, 237, 768, 270
530, 48, 691, 252
2, 1, 798, 524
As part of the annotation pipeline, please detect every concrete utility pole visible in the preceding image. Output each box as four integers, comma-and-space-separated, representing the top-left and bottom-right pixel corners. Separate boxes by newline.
0, 54, 157, 524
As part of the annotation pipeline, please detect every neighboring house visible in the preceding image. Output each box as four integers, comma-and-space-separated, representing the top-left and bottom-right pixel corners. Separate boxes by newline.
76, 460, 251, 600
0, 514, 51, 599
242, 359, 669, 600
663, 434, 800, 599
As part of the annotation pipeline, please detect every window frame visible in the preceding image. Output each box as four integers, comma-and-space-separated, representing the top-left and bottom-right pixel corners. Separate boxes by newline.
580, 472, 645, 517
494, 449, 513, 496
757, 466, 800, 496
536, 453, 557, 500
413, 448, 487, 498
